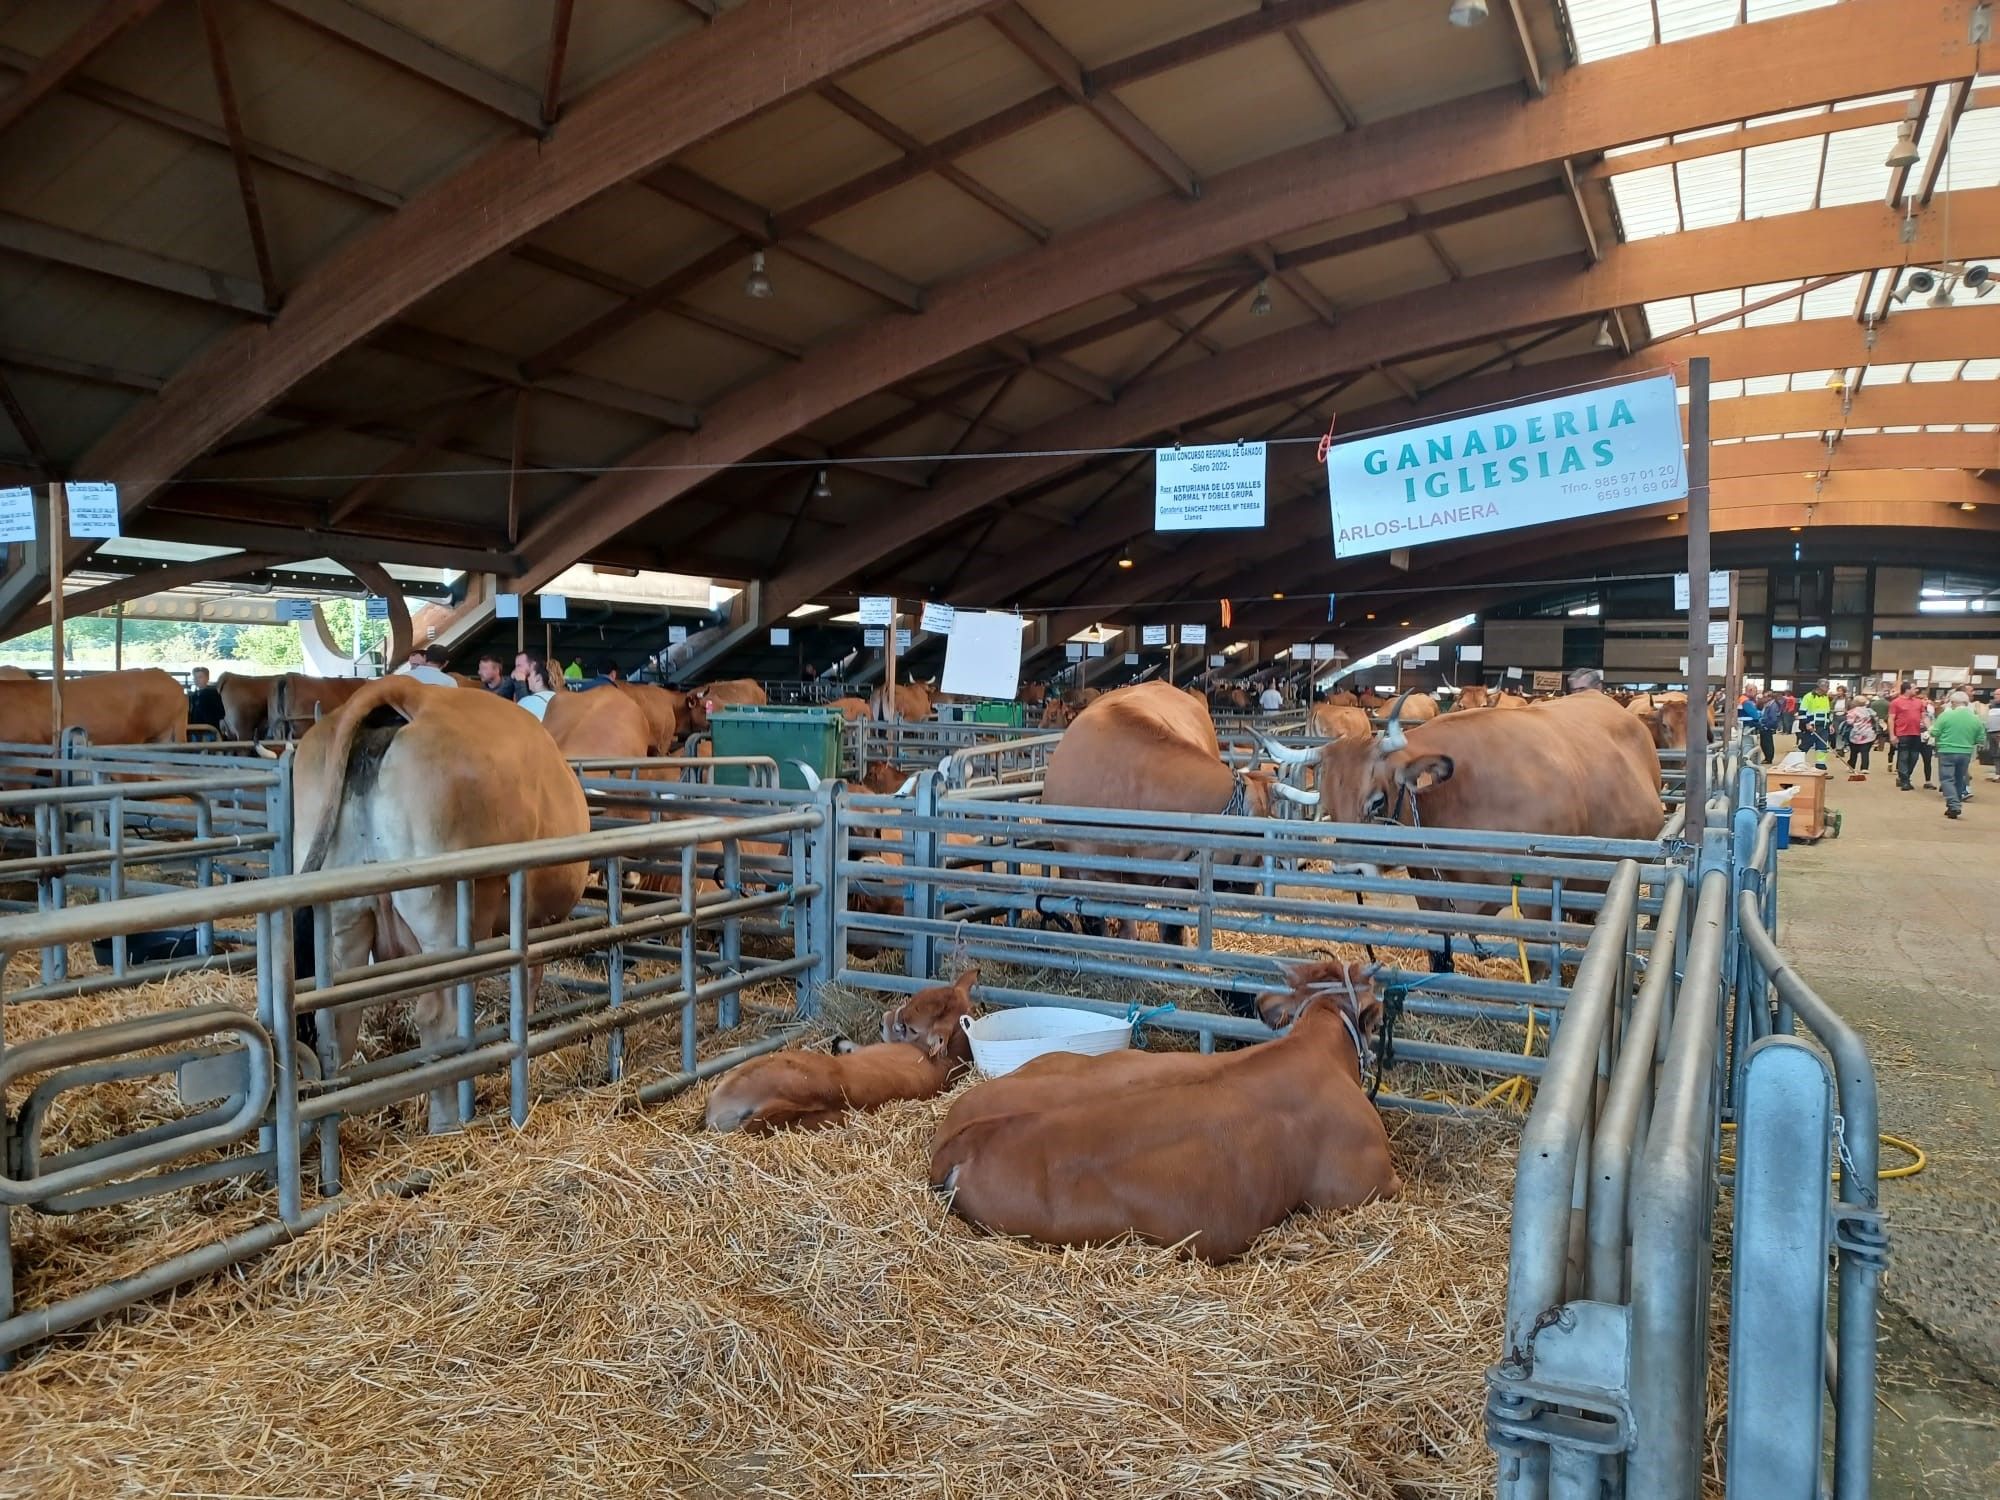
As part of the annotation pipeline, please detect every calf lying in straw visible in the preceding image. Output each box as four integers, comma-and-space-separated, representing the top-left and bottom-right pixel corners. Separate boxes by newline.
928, 960, 1399, 1261
706, 970, 978, 1133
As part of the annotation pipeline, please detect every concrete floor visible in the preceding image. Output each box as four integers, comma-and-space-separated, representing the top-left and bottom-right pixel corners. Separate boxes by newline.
1776, 757, 2000, 1496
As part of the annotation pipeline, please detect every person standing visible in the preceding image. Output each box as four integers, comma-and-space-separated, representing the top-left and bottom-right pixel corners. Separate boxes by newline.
1258, 681, 1284, 713
1986, 690, 2000, 783
186, 666, 224, 730
1781, 690, 1798, 733
1890, 682, 1928, 790
1798, 680, 1830, 744
1931, 689, 1986, 818
1757, 691, 1780, 763
476, 651, 519, 701
1843, 697, 1880, 772
515, 657, 559, 721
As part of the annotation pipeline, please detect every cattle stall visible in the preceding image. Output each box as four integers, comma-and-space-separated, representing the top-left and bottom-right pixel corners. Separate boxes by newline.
0, 734, 1882, 1498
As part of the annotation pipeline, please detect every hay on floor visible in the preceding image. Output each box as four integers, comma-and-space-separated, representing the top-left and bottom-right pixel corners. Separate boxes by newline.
0, 1074, 1517, 1500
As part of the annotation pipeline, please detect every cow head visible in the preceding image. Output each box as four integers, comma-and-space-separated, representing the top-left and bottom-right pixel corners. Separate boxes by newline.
1264, 692, 1456, 823
1257, 960, 1384, 1049
881, 968, 978, 1062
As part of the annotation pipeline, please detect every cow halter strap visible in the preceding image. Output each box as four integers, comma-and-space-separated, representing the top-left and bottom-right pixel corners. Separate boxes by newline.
1222, 775, 1251, 819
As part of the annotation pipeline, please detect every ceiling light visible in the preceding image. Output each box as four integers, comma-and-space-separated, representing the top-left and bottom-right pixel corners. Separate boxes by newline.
812, 468, 832, 499
1892, 268, 1938, 304
1399, 620, 1411, 627
744, 250, 773, 299
1271, 590, 1285, 599
1116, 549, 1134, 570
1789, 525, 1803, 532
1447, 0, 1490, 24
1968, 264, 1995, 298
1593, 317, 1615, 349
1667, 511, 1681, 522
1251, 279, 1272, 317
1365, 611, 1375, 620
1885, 120, 1921, 170
1961, 502, 1979, 512
1930, 276, 1956, 309
1825, 370, 1846, 392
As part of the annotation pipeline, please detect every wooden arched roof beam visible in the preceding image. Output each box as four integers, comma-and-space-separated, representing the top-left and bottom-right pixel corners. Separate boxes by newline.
7, 549, 296, 637
502, 0, 1974, 597
767, 193, 2000, 620
0, 0, 992, 627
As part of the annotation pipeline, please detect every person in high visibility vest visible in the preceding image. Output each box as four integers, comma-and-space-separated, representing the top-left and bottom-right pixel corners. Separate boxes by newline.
1797, 680, 1832, 769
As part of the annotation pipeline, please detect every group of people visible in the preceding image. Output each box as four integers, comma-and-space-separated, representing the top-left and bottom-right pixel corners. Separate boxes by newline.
403, 646, 630, 723
1740, 678, 1999, 819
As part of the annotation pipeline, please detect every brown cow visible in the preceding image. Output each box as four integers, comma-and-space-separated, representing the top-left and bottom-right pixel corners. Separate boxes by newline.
1309, 702, 1372, 742
544, 685, 653, 760
1394, 691, 1440, 723
1040, 682, 1312, 940
688, 677, 767, 731
928, 960, 1397, 1262
1493, 690, 1529, 710
293, 679, 589, 1130
217, 671, 278, 740
705, 970, 977, 1132
826, 695, 871, 722
0, 664, 31, 679
1322, 690, 1360, 708
871, 680, 934, 722
614, 682, 689, 751
0, 668, 187, 745
272, 673, 366, 736
1455, 685, 1492, 709
1627, 691, 1708, 751
1020, 682, 1049, 707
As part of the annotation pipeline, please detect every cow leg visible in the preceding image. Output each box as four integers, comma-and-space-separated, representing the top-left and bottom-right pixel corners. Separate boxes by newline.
325, 899, 378, 1068
1429, 935, 1454, 976
387, 887, 469, 1134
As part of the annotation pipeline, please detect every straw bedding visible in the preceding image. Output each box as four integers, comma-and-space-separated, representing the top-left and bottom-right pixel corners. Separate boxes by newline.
0, 1071, 1517, 1500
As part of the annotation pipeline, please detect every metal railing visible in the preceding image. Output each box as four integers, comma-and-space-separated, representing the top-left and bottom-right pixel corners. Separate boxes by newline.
846, 718, 1058, 775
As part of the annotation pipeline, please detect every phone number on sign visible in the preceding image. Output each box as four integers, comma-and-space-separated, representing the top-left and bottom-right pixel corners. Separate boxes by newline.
1593, 466, 1682, 502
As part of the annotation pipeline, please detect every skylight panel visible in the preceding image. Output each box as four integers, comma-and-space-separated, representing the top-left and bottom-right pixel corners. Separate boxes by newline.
1643, 296, 1695, 335
1843, 427, 1881, 436
1865, 363, 1911, 384
1566, 0, 1655, 61
1676, 151, 1742, 228
1782, 431, 1822, 439
1743, 432, 1781, 442
1744, 374, 1790, 395
1819, 124, 1899, 206
1924, 424, 1963, 433
1959, 358, 2000, 379
1833, 89, 1914, 112
1800, 275, 1862, 319
1711, 378, 1744, 400
1787, 370, 1834, 392
1746, 105, 1831, 129
1712, 435, 1742, 445
1965, 422, 1998, 431
1609, 165, 1682, 239
1881, 425, 1921, 433
1744, 280, 1804, 325
1691, 287, 1744, 330
1909, 360, 1965, 382
1744, 136, 1823, 218
1939, 108, 2000, 191
1657, 0, 1741, 45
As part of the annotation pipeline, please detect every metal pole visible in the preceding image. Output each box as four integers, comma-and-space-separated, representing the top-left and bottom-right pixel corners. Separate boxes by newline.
1726, 568, 1742, 741
1684, 357, 1712, 821
112, 603, 123, 672
47, 482, 65, 736
883, 599, 899, 720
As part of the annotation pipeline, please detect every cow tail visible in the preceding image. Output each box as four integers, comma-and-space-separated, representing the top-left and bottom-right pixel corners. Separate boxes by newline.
294, 678, 414, 875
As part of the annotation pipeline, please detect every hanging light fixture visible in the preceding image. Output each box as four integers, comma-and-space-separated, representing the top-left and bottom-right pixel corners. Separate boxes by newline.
1251, 279, 1272, 317
1961, 501, 1980, 512
1116, 548, 1134, 570
1593, 317, 1616, 349
1885, 120, 1921, 170
1447, 0, 1490, 25
1891, 268, 1938, 304
812, 468, 832, 500
1929, 275, 1957, 309
1825, 369, 1847, 392
1967, 264, 1995, 298
744, 250, 773, 299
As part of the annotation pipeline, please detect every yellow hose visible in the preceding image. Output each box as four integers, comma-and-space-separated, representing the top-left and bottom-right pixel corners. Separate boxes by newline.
1470, 882, 1539, 1111
1719, 1123, 1927, 1181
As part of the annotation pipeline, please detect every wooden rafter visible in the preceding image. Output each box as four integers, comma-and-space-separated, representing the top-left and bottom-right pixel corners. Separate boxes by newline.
325, 386, 508, 526
10, 550, 297, 636
1914, 80, 1974, 206
0, 0, 168, 138
259, 0, 542, 130
0, 369, 55, 480
197, 0, 281, 312
541, 0, 577, 127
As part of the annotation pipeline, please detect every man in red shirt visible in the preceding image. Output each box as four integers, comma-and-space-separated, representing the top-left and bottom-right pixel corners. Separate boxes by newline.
1889, 681, 1931, 791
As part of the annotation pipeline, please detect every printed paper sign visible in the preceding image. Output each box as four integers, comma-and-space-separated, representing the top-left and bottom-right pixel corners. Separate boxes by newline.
1313, 644, 1341, 661
1977, 654, 2000, 672
539, 594, 568, 619
276, 599, 314, 622
1155, 442, 1267, 531
942, 611, 1024, 700
1328, 374, 1684, 558
1914, 669, 1931, 684
864, 627, 885, 647
1931, 664, 1966, 686
1066, 643, 1084, 660
668, 624, 688, 644
1506, 667, 1522, 680
1707, 621, 1730, 646
1140, 625, 1168, 646
858, 596, 894, 626
1674, 571, 1731, 610
896, 629, 911, 650
920, 602, 954, 634
1124, 652, 1140, 665
1460, 645, 1483, 662
365, 596, 389, 620
1417, 645, 1439, 662
1290, 643, 1313, 660
65, 482, 120, 538
1181, 623, 1207, 646
1209, 654, 1227, 668
1533, 671, 1562, 692
495, 593, 521, 620
0, 487, 34, 543
769, 627, 791, 646
1086, 642, 1106, 658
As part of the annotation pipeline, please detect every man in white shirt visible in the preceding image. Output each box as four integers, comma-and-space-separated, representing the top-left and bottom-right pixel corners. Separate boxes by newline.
395, 645, 455, 687
1258, 684, 1284, 713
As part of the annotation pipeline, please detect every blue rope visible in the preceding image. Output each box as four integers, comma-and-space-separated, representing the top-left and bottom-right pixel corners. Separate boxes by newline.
1126, 1001, 1177, 1049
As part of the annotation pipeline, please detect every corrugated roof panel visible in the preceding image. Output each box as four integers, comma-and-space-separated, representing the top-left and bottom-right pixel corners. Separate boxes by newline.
1676, 150, 1741, 229
1866, 363, 1912, 384
1819, 123, 1897, 206
1609, 164, 1682, 238
1743, 373, 1790, 395
1643, 296, 1694, 334
1565, 0, 1655, 61
1940, 108, 2000, 190
1745, 136, 1823, 218
1909, 360, 1965, 382
1801, 275, 1862, 319
1743, 280, 1804, 326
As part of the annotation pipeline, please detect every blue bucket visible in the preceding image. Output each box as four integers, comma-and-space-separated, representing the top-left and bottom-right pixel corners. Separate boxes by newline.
1771, 806, 1792, 849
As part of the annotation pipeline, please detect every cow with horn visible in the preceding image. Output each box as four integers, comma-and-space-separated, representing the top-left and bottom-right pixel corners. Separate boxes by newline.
1260, 689, 1662, 969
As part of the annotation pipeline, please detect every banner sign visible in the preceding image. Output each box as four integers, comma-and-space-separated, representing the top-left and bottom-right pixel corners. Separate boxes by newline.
0, 487, 34, 543
1417, 645, 1439, 662
920, 601, 954, 634
1312, 643, 1341, 661
1140, 624, 1168, 646
1155, 442, 1267, 531
1180, 623, 1207, 645
1977, 654, 1999, 672
1674, 570, 1730, 610
66, 482, 120, 538
495, 593, 521, 620
1086, 642, 1106, 658
1065, 643, 1084, 660
1328, 374, 1685, 558
1506, 667, 1522, 679
858, 596, 894, 626
1290, 643, 1313, 660
365, 596, 389, 620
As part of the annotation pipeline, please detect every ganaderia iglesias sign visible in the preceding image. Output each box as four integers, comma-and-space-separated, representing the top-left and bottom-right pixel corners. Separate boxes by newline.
1325, 372, 1688, 559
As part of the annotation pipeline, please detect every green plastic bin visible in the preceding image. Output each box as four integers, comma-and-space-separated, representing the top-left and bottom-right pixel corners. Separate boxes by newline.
710, 704, 842, 790
972, 700, 1025, 728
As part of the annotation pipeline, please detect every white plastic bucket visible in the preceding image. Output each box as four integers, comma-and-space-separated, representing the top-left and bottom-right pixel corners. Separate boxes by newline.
960, 1006, 1131, 1077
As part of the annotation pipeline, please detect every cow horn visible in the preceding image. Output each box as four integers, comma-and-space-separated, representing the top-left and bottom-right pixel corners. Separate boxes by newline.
789, 760, 821, 791
1269, 781, 1320, 807
1258, 734, 1316, 766
1379, 691, 1413, 754
895, 773, 920, 796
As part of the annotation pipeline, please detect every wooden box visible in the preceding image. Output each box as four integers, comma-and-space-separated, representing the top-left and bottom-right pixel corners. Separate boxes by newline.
1764, 767, 1827, 842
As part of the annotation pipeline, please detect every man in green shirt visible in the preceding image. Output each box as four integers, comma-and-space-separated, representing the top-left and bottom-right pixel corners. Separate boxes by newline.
1931, 690, 1986, 818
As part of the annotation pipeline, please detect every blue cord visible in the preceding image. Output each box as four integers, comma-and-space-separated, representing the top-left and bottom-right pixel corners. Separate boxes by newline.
1126, 1001, 1177, 1049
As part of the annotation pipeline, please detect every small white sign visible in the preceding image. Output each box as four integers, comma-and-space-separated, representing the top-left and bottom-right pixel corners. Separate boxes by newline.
941, 609, 1025, 700
1931, 664, 1966, 686
920, 601, 954, 634
540, 593, 568, 619
1313, 644, 1342, 662
1976, 654, 1999, 672
276, 598, 314, 622
858, 596, 894, 626
1460, 644, 1483, 662
1290, 643, 1314, 660
0, 487, 34, 544
1707, 621, 1731, 646
897, 628, 912, 650
1673, 571, 1731, 610
1181, 623, 1207, 646
495, 593, 521, 620
1124, 652, 1140, 665
65, 482, 120, 538
1506, 667, 1522, 680
1140, 624, 1168, 646
1915, 669, 1932, 684
1155, 442, 1268, 531
668, 624, 688, 644
864, 627, 885, 646
1403, 656, 1422, 670
1417, 645, 1439, 662
770, 627, 791, 646
1086, 642, 1106, 658
1066, 643, 1084, 660
1209, 654, 1227, 668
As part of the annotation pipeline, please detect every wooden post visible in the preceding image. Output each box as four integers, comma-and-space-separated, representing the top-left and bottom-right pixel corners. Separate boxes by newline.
883, 600, 899, 721
113, 602, 124, 671
47, 482, 64, 737
1684, 356, 1712, 822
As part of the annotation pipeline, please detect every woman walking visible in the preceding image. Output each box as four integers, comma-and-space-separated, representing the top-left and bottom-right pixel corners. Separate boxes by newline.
1843, 698, 1880, 772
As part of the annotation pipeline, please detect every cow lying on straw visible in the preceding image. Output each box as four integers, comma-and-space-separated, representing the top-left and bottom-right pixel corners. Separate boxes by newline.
706, 969, 978, 1133
928, 960, 1398, 1262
